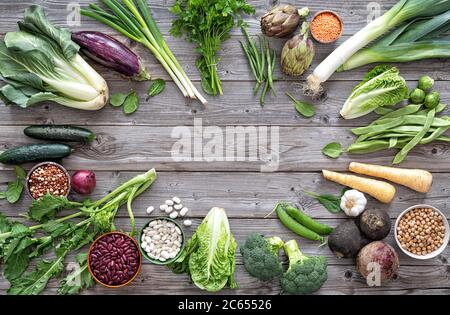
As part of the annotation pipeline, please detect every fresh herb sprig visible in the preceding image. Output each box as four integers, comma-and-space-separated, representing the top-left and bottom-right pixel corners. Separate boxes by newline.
170, 0, 254, 96
240, 27, 276, 106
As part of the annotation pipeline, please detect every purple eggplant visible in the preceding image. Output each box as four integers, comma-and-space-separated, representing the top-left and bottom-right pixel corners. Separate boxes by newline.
72, 31, 150, 81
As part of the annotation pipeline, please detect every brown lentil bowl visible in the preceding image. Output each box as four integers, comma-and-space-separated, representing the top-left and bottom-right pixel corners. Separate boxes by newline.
26, 162, 71, 200
395, 205, 449, 260
88, 232, 142, 288
310, 10, 344, 44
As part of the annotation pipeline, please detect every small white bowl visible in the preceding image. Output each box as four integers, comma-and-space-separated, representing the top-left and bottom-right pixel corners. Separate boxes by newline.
394, 204, 449, 260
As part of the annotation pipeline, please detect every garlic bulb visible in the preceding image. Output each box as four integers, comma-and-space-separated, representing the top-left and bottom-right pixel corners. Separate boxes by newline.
340, 190, 367, 217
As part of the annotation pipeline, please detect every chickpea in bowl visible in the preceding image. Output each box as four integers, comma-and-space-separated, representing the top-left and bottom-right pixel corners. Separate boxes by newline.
395, 205, 449, 260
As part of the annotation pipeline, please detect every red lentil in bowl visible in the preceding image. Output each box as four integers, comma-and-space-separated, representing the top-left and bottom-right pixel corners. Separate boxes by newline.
310, 10, 343, 44
88, 232, 142, 288
26, 162, 70, 199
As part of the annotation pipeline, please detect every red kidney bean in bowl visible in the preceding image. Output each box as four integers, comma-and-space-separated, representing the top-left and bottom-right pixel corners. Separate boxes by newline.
88, 232, 142, 288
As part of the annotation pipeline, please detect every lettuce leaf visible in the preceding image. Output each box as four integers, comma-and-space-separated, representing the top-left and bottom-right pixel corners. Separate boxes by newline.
340, 65, 408, 119
167, 207, 237, 292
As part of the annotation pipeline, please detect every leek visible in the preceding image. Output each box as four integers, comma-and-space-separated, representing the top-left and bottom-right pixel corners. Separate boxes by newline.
306, 0, 450, 96
82, 0, 207, 105
339, 10, 450, 71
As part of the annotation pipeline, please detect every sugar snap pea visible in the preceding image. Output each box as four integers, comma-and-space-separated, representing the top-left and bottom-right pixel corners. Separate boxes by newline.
393, 109, 435, 164
275, 204, 325, 243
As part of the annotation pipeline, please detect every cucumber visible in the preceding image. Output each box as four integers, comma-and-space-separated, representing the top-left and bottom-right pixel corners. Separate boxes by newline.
24, 125, 96, 143
0, 144, 72, 165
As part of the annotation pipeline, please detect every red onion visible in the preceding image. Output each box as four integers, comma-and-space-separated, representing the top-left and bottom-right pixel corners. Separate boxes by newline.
71, 170, 96, 195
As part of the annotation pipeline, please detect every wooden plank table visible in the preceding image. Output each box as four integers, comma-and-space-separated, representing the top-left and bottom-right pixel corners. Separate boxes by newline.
0, 0, 449, 295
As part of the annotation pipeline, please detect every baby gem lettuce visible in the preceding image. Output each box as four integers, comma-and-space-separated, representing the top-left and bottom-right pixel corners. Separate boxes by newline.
168, 207, 237, 292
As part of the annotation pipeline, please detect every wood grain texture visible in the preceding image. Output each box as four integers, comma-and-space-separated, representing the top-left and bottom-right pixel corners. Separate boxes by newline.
1, 125, 450, 172
0, 0, 449, 295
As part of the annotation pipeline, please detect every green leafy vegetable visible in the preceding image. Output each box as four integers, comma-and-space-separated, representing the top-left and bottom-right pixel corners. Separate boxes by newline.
340, 65, 408, 119
168, 207, 237, 292
170, 0, 254, 95
0, 169, 158, 295
322, 142, 343, 159
286, 92, 315, 118
123, 90, 139, 115
0, 6, 108, 110
110, 92, 128, 107
147, 79, 166, 97
0, 166, 26, 204
82, 0, 206, 105
58, 253, 94, 295
28, 194, 80, 222
304, 190, 344, 213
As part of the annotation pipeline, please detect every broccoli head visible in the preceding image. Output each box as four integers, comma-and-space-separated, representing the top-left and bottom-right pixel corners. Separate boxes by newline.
281, 240, 327, 294
240, 233, 284, 281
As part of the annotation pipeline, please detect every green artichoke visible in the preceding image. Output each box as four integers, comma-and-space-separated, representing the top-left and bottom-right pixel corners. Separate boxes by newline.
261, 5, 309, 38
281, 22, 315, 77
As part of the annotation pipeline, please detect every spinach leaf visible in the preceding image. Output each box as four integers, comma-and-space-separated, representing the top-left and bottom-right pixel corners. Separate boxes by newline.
123, 90, 139, 115
286, 92, 315, 118
304, 191, 342, 213
1, 166, 26, 204
147, 79, 166, 97
110, 92, 128, 107
322, 142, 343, 159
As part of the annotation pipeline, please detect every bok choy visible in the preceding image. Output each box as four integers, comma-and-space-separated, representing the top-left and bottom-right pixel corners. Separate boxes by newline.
0, 6, 108, 110
306, 0, 450, 96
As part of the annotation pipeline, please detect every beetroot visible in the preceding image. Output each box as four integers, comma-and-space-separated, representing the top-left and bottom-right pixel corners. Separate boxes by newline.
357, 241, 399, 283
71, 170, 96, 195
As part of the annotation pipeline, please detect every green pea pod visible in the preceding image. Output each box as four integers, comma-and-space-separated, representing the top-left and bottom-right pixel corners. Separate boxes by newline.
352, 117, 405, 135
275, 204, 324, 243
393, 109, 435, 164
283, 204, 333, 235
373, 104, 422, 122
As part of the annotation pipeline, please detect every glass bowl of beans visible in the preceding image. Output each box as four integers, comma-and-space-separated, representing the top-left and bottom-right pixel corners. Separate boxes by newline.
310, 10, 344, 44
26, 162, 71, 200
395, 205, 449, 260
139, 217, 185, 265
88, 232, 142, 288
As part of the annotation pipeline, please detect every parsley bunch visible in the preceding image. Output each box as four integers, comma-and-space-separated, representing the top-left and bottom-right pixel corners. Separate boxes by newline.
170, 0, 254, 95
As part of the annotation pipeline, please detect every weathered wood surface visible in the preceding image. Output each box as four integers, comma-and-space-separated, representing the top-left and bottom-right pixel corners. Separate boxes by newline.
0, 0, 449, 295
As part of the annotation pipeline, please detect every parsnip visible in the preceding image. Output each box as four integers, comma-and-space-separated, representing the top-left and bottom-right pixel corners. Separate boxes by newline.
349, 162, 432, 193
322, 170, 396, 204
